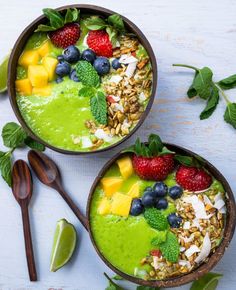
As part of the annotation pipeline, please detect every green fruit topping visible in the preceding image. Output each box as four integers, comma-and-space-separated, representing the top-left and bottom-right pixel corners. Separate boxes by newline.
76, 60, 100, 87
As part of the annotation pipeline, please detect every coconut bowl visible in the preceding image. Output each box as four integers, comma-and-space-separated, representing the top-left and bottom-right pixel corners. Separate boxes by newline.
8, 4, 157, 155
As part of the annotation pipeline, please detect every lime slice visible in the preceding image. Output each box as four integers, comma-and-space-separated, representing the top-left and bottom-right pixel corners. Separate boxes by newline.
50, 219, 77, 272
190, 272, 223, 290
0, 54, 10, 93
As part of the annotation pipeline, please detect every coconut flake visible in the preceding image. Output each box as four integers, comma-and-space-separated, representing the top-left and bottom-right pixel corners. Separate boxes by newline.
214, 199, 225, 210
180, 246, 186, 252
181, 233, 195, 243
94, 129, 113, 143
183, 221, 191, 229
113, 103, 124, 112
83, 34, 89, 48
195, 232, 211, 264
219, 206, 226, 214
81, 136, 92, 148
203, 195, 213, 206
119, 54, 138, 64
109, 75, 123, 84
139, 92, 147, 103
153, 256, 159, 270
179, 260, 191, 268
125, 62, 137, 78
192, 218, 203, 230
185, 245, 200, 258
183, 195, 210, 219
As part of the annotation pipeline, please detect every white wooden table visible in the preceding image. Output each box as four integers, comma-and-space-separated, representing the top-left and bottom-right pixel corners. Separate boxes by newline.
0, 0, 236, 289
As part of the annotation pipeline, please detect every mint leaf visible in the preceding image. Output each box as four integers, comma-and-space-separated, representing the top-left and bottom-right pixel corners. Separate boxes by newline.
175, 155, 194, 166
78, 87, 96, 98
112, 275, 123, 281
193, 67, 213, 100
104, 273, 125, 290
65, 8, 80, 23
106, 26, 118, 47
187, 71, 198, 98
90, 92, 107, 125
24, 136, 45, 151
190, 272, 222, 290
108, 14, 125, 32
218, 74, 236, 90
42, 8, 64, 29
2, 122, 27, 148
137, 287, 160, 290
151, 231, 167, 246
0, 151, 12, 186
200, 85, 219, 120
84, 16, 107, 30
224, 103, 236, 129
35, 24, 57, 32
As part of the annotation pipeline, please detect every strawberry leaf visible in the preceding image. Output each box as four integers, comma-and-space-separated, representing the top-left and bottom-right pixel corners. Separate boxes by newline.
84, 16, 107, 30
43, 8, 64, 29
107, 14, 125, 32
65, 8, 80, 23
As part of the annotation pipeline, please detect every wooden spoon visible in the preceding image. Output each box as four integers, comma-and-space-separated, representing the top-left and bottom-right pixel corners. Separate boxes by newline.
12, 160, 37, 281
28, 150, 88, 230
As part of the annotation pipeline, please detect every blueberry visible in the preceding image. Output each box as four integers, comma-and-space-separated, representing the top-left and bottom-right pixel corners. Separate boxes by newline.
57, 55, 64, 62
55, 77, 63, 83
81, 49, 96, 63
112, 58, 122, 70
153, 182, 168, 197
93, 57, 110, 75
167, 213, 182, 228
142, 191, 156, 207
63, 45, 80, 63
55, 62, 71, 77
156, 198, 168, 210
130, 198, 144, 216
169, 185, 183, 200
70, 69, 80, 82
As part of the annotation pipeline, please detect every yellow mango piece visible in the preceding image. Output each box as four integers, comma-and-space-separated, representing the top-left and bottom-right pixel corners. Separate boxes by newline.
37, 41, 51, 57
15, 79, 32, 95
28, 65, 48, 87
100, 177, 123, 197
19, 50, 39, 67
111, 192, 132, 217
98, 197, 111, 215
42, 56, 58, 81
117, 156, 134, 179
127, 182, 140, 198
32, 85, 51, 96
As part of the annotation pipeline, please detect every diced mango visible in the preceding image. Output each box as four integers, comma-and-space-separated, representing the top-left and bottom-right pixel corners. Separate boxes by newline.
111, 192, 132, 217
15, 79, 32, 95
19, 50, 39, 67
127, 182, 140, 198
42, 56, 58, 81
100, 177, 123, 197
32, 85, 51, 96
28, 65, 48, 87
117, 156, 134, 179
98, 197, 111, 215
37, 41, 51, 57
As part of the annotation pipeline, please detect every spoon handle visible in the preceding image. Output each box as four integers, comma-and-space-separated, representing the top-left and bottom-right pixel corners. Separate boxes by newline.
21, 204, 37, 281
57, 187, 88, 230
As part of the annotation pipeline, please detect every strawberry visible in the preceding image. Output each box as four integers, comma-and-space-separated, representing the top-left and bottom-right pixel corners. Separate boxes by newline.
125, 134, 175, 181
50, 23, 80, 49
35, 8, 80, 49
176, 165, 212, 191
87, 30, 113, 58
150, 249, 161, 257
133, 154, 174, 181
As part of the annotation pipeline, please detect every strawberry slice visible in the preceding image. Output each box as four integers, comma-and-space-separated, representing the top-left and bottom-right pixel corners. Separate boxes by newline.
87, 30, 113, 58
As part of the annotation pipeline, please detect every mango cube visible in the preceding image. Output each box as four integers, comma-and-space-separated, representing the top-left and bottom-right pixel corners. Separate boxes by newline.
15, 79, 32, 95
19, 50, 39, 67
98, 197, 111, 215
127, 182, 140, 198
42, 56, 58, 81
100, 177, 123, 197
28, 65, 48, 87
32, 85, 51, 96
117, 156, 134, 179
111, 192, 132, 217
37, 41, 51, 57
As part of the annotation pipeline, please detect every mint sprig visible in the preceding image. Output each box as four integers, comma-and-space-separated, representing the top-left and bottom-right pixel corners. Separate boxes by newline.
173, 63, 236, 129
90, 91, 107, 125
0, 122, 45, 186
35, 8, 80, 32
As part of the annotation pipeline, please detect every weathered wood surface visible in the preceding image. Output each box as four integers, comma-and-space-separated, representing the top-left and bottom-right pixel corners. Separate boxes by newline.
0, 0, 235, 289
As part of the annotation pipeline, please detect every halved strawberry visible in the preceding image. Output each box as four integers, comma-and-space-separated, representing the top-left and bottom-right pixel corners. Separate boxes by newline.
87, 30, 113, 58
125, 134, 175, 181
176, 165, 212, 191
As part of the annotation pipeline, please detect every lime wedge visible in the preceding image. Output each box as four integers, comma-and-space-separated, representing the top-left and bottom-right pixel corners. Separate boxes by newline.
0, 54, 10, 93
50, 219, 77, 272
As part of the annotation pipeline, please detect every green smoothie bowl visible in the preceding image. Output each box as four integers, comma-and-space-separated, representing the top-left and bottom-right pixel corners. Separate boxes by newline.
87, 134, 236, 288
8, 5, 157, 154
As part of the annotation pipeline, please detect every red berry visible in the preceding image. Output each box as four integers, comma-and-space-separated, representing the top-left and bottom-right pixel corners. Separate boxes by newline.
87, 30, 113, 58
50, 23, 80, 49
150, 249, 161, 257
132, 154, 174, 181
176, 165, 212, 191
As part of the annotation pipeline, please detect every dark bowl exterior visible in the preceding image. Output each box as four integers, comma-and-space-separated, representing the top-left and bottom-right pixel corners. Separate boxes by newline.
8, 4, 157, 155
86, 144, 236, 288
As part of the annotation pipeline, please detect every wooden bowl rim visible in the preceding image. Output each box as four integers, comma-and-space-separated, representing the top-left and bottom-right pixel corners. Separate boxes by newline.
7, 4, 158, 155
86, 143, 236, 288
